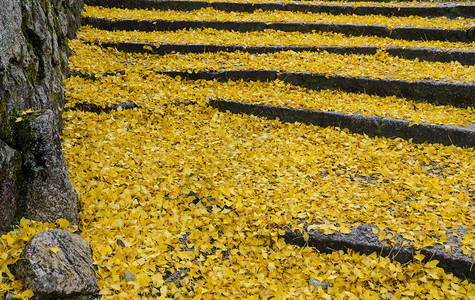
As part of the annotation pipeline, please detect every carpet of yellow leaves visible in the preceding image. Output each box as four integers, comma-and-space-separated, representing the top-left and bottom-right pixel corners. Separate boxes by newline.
78, 26, 475, 51
1, 1, 474, 299
65, 73, 475, 127
69, 41, 475, 83
60, 103, 475, 298
83, 5, 475, 30
2, 90, 474, 298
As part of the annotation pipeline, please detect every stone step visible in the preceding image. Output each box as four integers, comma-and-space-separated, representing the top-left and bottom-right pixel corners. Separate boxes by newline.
83, 17, 475, 43
208, 98, 475, 147
172, 191, 475, 281
153, 70, 474, 108
72, 69, 475, 108
282, 223, 474, 281
84, 0, 475, 18
90, 41, 475, 66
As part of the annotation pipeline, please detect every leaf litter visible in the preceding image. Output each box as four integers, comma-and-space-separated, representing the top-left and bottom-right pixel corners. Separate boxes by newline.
1, 1, 474, 299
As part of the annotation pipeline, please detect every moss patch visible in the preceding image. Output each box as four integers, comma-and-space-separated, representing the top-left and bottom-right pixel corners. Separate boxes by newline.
10, 108, 44, 147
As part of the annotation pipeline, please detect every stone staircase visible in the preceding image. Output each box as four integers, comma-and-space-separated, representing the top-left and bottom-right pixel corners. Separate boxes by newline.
63, 0, 474, 297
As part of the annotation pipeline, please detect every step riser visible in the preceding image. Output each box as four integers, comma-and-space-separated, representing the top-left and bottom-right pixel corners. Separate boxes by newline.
84, 0, 475, 18
91, 41, 475, 66
209, 98, 475, 148
83, 17, 475, 43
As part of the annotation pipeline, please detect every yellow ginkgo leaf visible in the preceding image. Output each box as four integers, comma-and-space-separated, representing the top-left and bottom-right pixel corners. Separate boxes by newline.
21, 290, 34, 297
56, 219, 70, 229
49, 247, 61, 254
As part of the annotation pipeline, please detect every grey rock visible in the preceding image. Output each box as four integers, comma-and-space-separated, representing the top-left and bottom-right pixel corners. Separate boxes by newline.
18, 110, 79, 224
0, 140, 21, 232
0, 0, 83, 130
14, 229, 99, 298
0, 0, 83, 229
0, 0, 26, 72
309, 278, 331, 291
124, 271, 135, 282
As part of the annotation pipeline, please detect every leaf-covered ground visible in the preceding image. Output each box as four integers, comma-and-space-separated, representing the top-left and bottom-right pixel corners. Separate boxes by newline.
1, 0, 475, 299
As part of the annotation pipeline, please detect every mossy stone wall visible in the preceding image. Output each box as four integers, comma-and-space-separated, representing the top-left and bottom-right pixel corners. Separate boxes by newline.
0, 0, 83, 231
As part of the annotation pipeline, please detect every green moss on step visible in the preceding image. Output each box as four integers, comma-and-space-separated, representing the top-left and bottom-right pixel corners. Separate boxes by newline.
376, 118, 383, 136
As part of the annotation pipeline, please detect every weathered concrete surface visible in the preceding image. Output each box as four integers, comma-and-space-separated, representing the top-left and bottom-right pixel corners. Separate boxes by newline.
92, 41, 475, 65
209, 98, 475, 147
283, 223, 474, 280
84, 0, 475, 18
15, 110, 79, 224
14, 229, 99, 298
0, 140, 21, 232
83, 17, 473, 42
0, 0, 82, 229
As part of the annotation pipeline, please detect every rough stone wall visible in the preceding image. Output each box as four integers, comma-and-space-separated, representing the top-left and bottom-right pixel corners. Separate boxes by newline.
0, 0, 83, 231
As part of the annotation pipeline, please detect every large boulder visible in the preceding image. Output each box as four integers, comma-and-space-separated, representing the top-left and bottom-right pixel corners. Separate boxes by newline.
15, 110, 79, 224
0, 140, 22, 232
14, 229, 99, 298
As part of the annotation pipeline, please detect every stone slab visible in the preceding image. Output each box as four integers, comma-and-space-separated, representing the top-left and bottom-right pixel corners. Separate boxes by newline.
279, 72, 474, 108
74, 69, 475, 108
208, 98, 475, 147
148, 70, 474, 108
385, 46, 475, 66
83, 17, 472, 42
92, 41, 475, 65
84, 0, 475, 18
391, 27, 468, 43
282, 223, 474, 280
